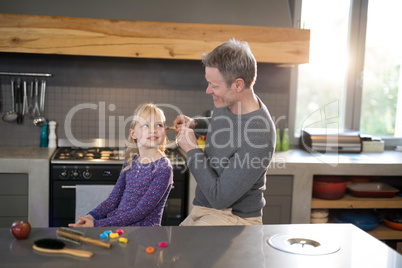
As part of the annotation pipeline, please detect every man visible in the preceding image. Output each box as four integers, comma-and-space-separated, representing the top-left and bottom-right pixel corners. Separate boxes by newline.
174, 39, 276, 225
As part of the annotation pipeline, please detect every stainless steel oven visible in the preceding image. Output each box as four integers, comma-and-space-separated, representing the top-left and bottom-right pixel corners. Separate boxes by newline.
49, 139, 188, 227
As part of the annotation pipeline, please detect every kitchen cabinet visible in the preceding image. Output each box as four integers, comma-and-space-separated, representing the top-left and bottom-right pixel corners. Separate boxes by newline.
268, 150, 402, 224
0, 13, 310, 64
311, 176, 402, 241
263, 175, 293, 224
0, 173, 28, 227
0, 146, 55, 228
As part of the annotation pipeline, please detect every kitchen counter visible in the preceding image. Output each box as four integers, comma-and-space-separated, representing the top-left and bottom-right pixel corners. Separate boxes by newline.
1, 224, 401, 267
0, 146, 56, 227
186, 149, 402, 223
1, 147, 401, 227
267, 149, 402, 223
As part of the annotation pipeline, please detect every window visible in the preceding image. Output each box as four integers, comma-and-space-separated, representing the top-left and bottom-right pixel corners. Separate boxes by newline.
295, 0, 350, 132
360, 0, 402, 137
292, 0, 402, 147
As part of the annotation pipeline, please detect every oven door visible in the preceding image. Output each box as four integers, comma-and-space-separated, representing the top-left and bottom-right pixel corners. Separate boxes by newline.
50, 180, 116, 227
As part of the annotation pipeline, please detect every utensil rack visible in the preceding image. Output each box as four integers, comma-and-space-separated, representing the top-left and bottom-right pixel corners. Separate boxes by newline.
0, 72, 52, 77
1, 72, 50, 126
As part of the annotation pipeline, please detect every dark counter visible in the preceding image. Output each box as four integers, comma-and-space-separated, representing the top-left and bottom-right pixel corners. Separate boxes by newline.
1, 224, 401, 267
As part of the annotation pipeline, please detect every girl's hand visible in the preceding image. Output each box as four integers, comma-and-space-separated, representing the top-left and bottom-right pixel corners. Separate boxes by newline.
68, 215, 94, 228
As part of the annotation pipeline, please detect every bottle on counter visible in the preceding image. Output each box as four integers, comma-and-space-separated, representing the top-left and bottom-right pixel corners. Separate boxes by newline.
281, 127, 289, 151
48, 121, 57, 148
275, 127, 281, 152
197, 136, 206, 151
40, 122, 48, 148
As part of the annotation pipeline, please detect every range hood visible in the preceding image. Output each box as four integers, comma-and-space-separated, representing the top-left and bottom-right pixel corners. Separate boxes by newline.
0, 13, 309, 64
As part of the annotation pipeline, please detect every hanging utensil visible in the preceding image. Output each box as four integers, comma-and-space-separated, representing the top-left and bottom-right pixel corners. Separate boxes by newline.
16, 79, 23, 124
39, 79, 46, 114
0, 82, 2, 111
22, 81, 29, 117
28, 80, 34, 118
32, 79, 40, 118
32, 79, 46, 127
2, 78, 18, 122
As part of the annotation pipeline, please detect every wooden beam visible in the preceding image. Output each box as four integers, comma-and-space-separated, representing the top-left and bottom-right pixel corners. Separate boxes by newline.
0, 13, 310, 64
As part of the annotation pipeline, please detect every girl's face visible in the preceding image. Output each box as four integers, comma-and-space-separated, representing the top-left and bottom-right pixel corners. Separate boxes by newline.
129, 112, 166, 150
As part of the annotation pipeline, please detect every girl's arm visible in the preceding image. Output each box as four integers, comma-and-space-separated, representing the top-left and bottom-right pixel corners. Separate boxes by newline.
94, 164, 173, 227
87, 165, 127, 220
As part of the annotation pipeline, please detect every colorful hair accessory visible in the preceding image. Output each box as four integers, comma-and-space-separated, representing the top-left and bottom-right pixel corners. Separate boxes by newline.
109, 233, 119, 239
119, 237, 128, 243
158, 242, 168, 248
116, 229, 124, 235
99, 233, 108, 239
146, 246, 155, 253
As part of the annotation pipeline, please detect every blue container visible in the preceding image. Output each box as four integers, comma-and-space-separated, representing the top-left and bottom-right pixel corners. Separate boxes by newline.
335, 211, 380, 231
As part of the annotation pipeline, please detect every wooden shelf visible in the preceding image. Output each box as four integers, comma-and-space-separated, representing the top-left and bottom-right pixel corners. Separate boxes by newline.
314, 222, 402, 240
0, 13, 310, 64
311, 194, 402, 209
368, 224, 402, 240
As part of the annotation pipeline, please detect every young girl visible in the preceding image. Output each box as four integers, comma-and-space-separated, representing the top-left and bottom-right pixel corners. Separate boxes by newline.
69, 103, 173, 227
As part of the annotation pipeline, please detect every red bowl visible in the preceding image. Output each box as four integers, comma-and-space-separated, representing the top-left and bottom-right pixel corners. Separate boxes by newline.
313, 177, 351, 200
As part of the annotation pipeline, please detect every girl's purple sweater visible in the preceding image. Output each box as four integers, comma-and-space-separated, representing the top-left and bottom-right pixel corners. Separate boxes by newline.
88, 156, 173, 227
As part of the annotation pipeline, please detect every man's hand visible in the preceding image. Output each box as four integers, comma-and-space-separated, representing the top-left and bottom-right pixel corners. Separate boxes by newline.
173, 115, 196, 132
175, 124, 199, 153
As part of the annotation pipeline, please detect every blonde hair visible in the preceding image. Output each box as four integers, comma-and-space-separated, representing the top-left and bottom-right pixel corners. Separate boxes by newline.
123, 103, 167, 172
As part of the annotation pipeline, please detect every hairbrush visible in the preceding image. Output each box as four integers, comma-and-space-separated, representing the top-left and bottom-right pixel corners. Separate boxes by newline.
165, 126, 176, 130
33, 238, 93, 258
56, 228, 112, 249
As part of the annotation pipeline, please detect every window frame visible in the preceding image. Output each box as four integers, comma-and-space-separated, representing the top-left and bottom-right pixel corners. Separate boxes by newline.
289, 0, 402, 149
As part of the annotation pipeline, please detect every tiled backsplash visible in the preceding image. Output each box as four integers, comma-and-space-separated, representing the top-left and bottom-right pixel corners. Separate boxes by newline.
0, 52, 290, 147
0, 84, 288, 147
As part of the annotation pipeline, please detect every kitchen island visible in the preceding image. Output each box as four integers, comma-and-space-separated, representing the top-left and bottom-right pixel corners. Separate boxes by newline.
1, 224, 401, 267
0, 146, 55, 228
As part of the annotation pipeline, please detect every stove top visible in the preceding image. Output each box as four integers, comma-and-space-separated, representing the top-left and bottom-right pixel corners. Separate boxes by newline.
51, 147, 186, 165
52, 147, 125, 161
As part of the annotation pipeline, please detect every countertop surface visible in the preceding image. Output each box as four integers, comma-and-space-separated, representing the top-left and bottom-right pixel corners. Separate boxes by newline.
271, 149, 402, 166
1, 146, 401, 164
2, 224, 401, 268
0, 146, 55, 160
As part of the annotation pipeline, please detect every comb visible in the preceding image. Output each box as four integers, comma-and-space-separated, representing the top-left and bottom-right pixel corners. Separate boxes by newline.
56, 228, 112, 249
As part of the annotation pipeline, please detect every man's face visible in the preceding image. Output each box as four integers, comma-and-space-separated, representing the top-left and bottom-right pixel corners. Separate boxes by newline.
205, 67, 237, 109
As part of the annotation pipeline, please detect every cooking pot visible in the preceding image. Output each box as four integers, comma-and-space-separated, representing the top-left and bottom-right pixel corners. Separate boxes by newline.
383, 213, 402, 231
313, 177, 351, 200
335, 211, 380, 231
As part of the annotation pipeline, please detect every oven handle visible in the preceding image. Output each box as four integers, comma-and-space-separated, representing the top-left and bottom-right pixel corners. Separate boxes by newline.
62, 185, 174, 189
61, 185, 76, 189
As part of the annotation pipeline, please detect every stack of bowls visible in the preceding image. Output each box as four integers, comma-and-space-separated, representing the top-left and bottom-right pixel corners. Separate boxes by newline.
310, 209, 329, 223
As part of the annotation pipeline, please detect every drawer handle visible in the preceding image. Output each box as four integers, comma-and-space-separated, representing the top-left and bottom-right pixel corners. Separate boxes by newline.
61, 185, 76, 189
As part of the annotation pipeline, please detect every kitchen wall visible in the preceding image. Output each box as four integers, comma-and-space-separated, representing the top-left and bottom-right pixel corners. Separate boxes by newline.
0, 0, 294, 146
